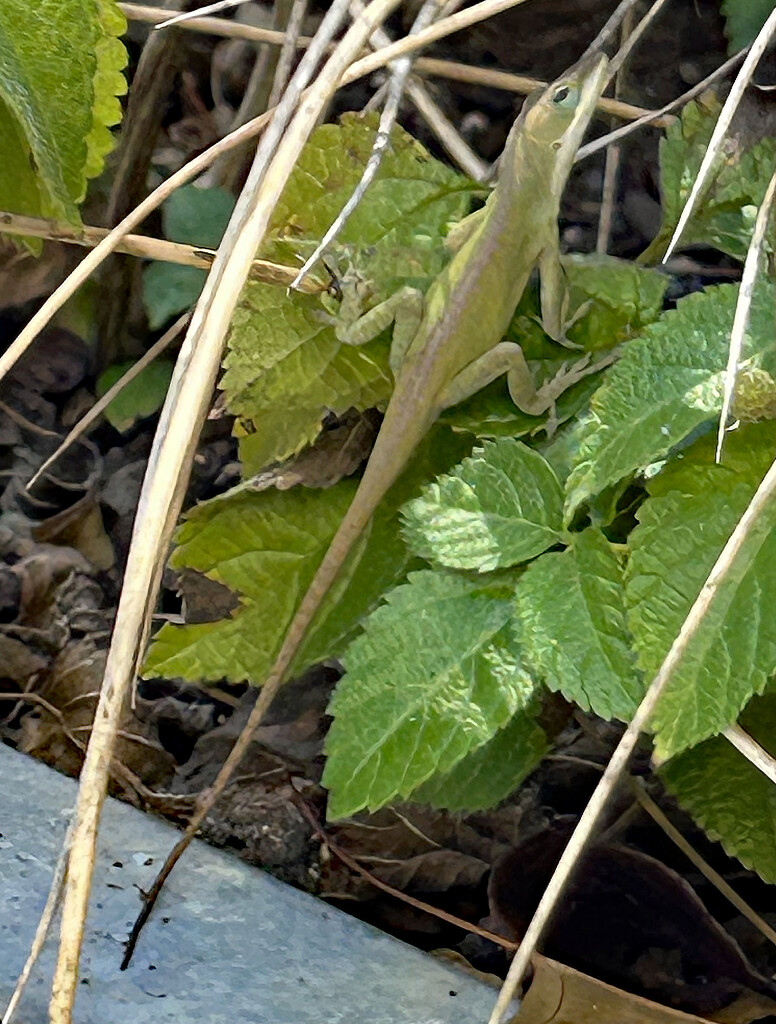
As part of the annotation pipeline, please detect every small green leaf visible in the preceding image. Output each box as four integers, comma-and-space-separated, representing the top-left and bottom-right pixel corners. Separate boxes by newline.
142, 186, 235, 328
402, 439, 563, 571
96, 359, 173, 432
410, 706, 547, 812
644, 96, 776, 261
323, 571, 538, 819
566, 282, 776, 517
516, 529, 643, 721
627, 423, 776, 760
0, 0, 127, 224
721, 0, 776, 52
662, 693, 776, 883
222, 114, 470, 471
143, 263, 207, 329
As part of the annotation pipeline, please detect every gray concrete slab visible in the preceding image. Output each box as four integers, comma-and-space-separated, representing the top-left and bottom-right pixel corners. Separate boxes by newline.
0, 743, 498, 1023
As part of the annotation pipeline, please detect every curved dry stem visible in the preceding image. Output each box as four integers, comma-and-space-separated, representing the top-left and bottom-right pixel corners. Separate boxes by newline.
47, 3, 403, 1020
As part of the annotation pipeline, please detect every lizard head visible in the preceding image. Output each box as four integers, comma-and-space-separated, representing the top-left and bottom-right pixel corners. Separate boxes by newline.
520, 50, 609, 193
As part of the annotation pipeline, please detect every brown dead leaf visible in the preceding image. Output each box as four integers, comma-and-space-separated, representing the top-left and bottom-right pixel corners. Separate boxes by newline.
516, 955, 717, 1024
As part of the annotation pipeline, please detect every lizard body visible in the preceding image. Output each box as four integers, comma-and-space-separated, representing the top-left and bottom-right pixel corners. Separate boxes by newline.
264, 51, 610, 701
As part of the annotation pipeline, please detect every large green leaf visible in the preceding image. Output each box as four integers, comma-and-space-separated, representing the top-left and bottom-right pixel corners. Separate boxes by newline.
643, 96, 776, 262
144, 427, 470, 683
565, 282, 776, 517
401, 439, 564, 571
221, 115, 471, 472
0, 0, 126, 224
410, 706, 547, 812
626, 423, 776, 760
516, 529, 643, 721
323, 570, 538, 819
722, 0, 776, 54
662, 693, 776, 883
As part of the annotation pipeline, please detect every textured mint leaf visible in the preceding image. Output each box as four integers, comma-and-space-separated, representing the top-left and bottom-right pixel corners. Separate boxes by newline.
566, 282, 776, 517
662, 693, 776, 883
516, 529, 643, 721
222, 115, 469, 471
96, 358, 173, 432
0, 0, 126, 224
226, 283, 393, 473
402, 440, 563, 571
145, 428, 470, 683
410, 706, 547, 812
626, 423, 776, 760
323, 571, 539, 819
644, 96, 776, 261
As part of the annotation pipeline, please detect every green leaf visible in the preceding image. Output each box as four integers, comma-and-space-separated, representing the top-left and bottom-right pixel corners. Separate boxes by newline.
227, 283, 393, 473
565, 282, 776, 517
0, 0, 127, 224
142, 186, 235, 328
442, 256, 664, 440
626, 423, 776, 760
161, 184, 235, 246
323, 570, 538, 819
721, 0, 776, 52
402, 439, 563, 571
222, 114, 470, 471
644, 96, 776, 261
516, 529, 643, 721
144, 427, 471, 684
662, 693, 776, 883
96, 358, 173, 432
143, 264, 206, 329
410, 706, 547, 812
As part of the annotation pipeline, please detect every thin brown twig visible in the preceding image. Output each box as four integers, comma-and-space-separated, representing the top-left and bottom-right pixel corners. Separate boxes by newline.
297, 800, 518, 952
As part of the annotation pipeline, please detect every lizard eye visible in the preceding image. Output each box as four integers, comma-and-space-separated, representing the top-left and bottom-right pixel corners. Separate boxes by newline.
553, 86, 570, 104
552, 83, 579, 109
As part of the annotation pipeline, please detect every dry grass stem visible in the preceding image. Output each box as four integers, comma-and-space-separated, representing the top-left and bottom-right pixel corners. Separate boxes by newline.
724, 724, 776, 787
631, 779, 776, 951
47, 4, 403, 1018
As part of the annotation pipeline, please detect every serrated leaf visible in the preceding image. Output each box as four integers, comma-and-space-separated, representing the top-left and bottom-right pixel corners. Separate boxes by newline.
644, 96, 776, 261
721, 0, 776, 53
515, 529, 643, 721
402, 439, 563, 571
222, 115, 469, 470
323, 570, 538, 819
566, 282, 776, 516
410, 706, 547, 812
626, 423, 776, 760
662, 693, 776, 883
144, 427, 471, 683
226, 283, 393, 473
0, 0, 126, 225
96, 359, 173, 432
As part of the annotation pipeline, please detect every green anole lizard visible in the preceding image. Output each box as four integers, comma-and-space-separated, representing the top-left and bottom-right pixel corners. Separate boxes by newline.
188, 50, 613, 832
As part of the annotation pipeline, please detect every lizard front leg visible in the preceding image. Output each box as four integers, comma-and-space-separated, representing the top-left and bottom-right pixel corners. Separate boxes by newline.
333, 284, 424, 376
438, 341, 617, 431
538, 240, 590, 350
